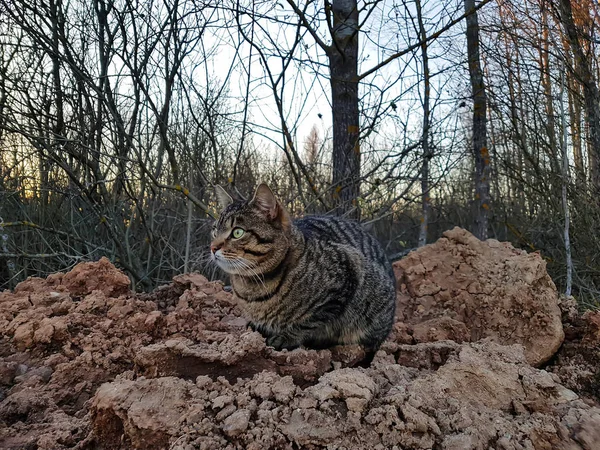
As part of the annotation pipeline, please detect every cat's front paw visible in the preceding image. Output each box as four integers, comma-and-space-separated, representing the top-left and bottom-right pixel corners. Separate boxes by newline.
266, 334, 300, 351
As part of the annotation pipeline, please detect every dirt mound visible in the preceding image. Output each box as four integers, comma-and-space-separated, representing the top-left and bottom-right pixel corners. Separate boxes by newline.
0, 232, 599, 449
61, 257, 131, 298
88, 341, 600, 450
0, 260, 360, 448
393, 227, 564, 366
547, 296, 600, 400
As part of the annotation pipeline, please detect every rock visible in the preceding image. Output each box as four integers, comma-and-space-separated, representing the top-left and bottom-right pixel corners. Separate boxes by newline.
271, 376, 296, 403
269, 347, 333, 384
582, 310, 600, 343
307, 383, 339, 402
222, 409, 250, 437
90, 377, 200, 450
548, 309, 600, 400
74, 290, 108, 314
393, 227, 564, 366
412, 317, 470, 343
394, 341, 460, 370
281, 409, 341, 444
33, 317, 68, 344
212, 395, 234, 409
134, 334, 278, 382
0, 362, 18, 385
318, 369, 376, 401
13, 322, 35, 350
62, 257, 130, 297
572, 414, 600, 450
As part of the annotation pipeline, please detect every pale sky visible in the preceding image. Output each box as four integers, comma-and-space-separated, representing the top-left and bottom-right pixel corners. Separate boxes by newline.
197, 0, 472, 163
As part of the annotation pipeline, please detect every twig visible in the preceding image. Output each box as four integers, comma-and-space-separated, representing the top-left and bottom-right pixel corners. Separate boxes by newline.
2, 221, 113, 253
389, 248, 416, 261
0, 252, 84, 259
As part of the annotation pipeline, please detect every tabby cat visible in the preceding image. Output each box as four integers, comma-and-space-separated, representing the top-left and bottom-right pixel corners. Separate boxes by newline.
210, 183, 396, 365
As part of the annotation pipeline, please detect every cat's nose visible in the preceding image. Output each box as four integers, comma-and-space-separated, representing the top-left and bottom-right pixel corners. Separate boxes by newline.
210, 242, 222, 254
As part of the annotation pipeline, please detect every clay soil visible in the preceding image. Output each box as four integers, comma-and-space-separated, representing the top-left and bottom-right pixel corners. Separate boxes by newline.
1, 230, 600, 449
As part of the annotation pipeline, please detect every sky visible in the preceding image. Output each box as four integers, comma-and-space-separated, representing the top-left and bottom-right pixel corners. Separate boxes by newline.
196, 0, 473, 162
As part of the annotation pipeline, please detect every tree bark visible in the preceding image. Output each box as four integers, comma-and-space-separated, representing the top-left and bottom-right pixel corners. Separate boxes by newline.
559, 61, 573, 296
329, 0, 360, 218
465, 0, 489, 240
558, 0, 600, 190
567, 72, 585, 183
540, 7, 559, 174
416, 0, 431, 247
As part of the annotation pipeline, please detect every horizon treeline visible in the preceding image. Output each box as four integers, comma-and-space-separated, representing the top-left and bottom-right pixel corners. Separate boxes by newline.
0, 0, 598, 307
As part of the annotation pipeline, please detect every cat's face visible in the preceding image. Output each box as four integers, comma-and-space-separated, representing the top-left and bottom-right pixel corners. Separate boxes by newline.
210, 184, 290, 275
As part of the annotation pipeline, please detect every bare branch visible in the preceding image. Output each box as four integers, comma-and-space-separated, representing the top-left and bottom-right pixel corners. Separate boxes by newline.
358, 0, 493, 81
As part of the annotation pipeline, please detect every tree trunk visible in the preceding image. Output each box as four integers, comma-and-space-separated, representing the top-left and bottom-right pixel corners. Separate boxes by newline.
329, 0, 360, 218
43, 0, 65, 209
541, 8, 559, 174
559, 61, 573, 296
465, 0, 489, 240
500, 3, 525, 214
566, 65, 585, 183
558, 0, 600, 190
416, 0, 431, 247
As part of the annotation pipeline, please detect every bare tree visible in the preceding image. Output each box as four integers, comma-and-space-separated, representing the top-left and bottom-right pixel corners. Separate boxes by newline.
328, 0, 360, 216
556, 0, 600, 190
0, 0, 231, 288
278, 0, 492, 217
559, 58, 573, 296
465, 0, 490, 240
2, 0, 600, 303
416, 0, 431, 247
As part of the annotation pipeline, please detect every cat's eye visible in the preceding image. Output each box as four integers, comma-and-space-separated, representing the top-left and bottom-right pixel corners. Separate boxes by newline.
211, 228, 216, 238
232, 228, 245, 239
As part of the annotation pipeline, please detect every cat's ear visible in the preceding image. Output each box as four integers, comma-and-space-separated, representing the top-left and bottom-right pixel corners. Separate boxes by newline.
250, 183, 281, 220
251, 183, 291, 228
214, 185, 233, 210
251, 183, 278, 220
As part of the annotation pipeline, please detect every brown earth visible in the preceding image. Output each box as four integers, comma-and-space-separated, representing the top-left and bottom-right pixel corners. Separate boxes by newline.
393, 227, 565, 366
0, 232, 599, 449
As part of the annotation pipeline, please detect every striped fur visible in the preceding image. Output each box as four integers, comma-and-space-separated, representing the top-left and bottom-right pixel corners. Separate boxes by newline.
210, 184, 396, 364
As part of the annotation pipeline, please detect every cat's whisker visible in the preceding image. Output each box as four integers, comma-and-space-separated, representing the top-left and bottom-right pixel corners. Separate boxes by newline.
227, 259, 249, 288
239, 262, 268, 294
226, 257, 268, 293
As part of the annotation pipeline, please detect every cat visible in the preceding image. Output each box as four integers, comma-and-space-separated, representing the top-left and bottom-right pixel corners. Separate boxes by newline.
210, 183, 396, 365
